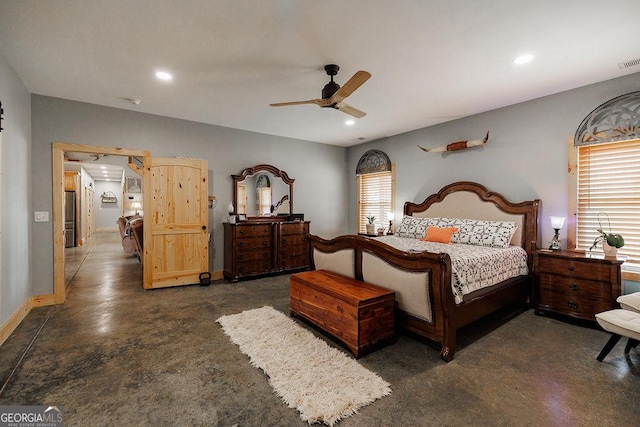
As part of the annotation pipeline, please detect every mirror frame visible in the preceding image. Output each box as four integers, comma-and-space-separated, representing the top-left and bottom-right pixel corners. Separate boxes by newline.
232, 164, 294, 219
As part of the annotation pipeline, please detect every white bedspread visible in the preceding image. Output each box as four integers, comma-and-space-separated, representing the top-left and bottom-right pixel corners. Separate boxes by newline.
375, 235, 529, 304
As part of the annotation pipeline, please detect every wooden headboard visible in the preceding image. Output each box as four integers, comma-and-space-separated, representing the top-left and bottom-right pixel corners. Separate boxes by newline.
404, 181, 540, 259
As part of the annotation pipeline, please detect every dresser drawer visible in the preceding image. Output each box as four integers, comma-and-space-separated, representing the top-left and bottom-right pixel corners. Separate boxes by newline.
236, 249, 271, 262
280, 234, 307, 247
537, 256, 612, 281
538, 274, 613, 302
234, 224, 272, 238
235, 237, 272, 251
537, 291, 612, 321
281, 254, 309, 270
280, 222, 309, 236
236, 260, 271, 276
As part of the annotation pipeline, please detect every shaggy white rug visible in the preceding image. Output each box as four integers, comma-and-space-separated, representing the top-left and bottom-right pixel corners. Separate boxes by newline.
216, 306, 392, 426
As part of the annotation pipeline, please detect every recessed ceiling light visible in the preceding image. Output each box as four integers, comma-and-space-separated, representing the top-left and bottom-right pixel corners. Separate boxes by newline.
345, 120, 355, 126
100, 166, 106, 169
155, 71, 173, 81
513, 54, 534, 65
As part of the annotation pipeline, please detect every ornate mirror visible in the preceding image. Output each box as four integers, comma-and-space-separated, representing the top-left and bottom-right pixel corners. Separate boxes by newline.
232, 164, 294, 218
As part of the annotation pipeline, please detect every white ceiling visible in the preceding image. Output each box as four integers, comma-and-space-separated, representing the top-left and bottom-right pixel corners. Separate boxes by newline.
64, 152, 125, 182
1, 1, 639, 147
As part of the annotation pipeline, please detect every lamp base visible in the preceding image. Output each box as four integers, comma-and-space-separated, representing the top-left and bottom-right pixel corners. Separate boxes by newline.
548, 228, 561, 250
549, 240, 561, 251
387, 220, 393, 235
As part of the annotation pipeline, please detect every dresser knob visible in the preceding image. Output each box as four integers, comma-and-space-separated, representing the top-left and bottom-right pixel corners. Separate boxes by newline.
568, 301, 578, 309
567, 265, 575, 271
569, 283, 579, 291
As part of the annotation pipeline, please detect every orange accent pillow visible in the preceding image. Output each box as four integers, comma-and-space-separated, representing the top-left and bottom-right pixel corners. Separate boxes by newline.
423, 226, 458, 244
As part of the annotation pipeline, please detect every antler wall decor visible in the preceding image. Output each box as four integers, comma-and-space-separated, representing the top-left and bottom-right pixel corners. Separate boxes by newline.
418, 131, 489, 153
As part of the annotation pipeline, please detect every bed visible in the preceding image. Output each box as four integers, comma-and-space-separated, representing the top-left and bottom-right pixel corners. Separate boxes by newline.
306, 181, 540, 361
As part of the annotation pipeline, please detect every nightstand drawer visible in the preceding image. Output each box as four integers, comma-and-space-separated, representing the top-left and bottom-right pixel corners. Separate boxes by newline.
538, 274, 612, 302
537, 256, 611, 281
537, 291, 612, 321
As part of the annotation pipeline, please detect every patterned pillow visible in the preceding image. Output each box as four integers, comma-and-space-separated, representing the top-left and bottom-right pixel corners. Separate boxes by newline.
450, 219, 518, 248
396, 216, 431, 239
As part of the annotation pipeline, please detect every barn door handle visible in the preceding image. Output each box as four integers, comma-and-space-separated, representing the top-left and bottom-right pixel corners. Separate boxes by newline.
202, 225, 207, 230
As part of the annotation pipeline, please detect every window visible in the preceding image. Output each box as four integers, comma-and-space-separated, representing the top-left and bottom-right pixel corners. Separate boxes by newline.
575, 139, 640, 274
571, 90, 640, 281
356, 150, 394, 234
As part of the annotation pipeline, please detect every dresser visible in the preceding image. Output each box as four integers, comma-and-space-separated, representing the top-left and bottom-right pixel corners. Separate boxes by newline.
223, 220, 310, 282
534, 250, 624, 322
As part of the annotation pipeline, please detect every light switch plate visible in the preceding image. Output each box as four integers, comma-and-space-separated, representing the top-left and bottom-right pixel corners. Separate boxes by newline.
34, 211, 49, 222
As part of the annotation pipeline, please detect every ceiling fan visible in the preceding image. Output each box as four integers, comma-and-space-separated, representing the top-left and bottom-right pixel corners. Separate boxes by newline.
270, 64, 371, 118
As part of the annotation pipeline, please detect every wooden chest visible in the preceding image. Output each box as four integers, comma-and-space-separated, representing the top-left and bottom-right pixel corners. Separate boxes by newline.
290, 270, 395, 358
534, 250, 624, 322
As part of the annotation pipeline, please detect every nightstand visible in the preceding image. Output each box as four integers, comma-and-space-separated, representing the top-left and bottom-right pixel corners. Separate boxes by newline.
534, 250, 625, 322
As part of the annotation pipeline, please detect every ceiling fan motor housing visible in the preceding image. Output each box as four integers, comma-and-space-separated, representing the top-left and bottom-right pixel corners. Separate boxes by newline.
322, 64, 341, 100
322, 81, 340, 100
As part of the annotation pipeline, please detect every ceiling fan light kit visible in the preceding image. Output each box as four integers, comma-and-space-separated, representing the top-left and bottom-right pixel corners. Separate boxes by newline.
270, 64, 371, 118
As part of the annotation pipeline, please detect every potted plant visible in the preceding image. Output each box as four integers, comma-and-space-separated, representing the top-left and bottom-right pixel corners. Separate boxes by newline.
366, 215, 376, 235
589, 213, 624, 257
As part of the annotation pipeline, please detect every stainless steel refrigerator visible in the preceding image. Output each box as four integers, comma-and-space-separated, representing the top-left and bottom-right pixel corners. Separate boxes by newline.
64, 191, 76, 248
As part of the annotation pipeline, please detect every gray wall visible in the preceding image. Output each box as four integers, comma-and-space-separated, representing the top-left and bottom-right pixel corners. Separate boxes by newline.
347, 71, 640, 290
0, 52, 31, 324
95, 180, 123, 229
31, 95, 349, 296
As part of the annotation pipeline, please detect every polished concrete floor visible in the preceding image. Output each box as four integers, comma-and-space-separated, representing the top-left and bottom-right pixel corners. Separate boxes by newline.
1, 229, 639, 426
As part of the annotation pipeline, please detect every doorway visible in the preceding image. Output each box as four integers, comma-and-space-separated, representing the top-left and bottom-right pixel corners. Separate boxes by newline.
52, 143, 150, 304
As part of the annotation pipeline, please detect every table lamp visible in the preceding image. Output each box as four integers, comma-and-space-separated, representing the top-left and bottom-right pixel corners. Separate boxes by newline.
549, 216, 566, 250
387, 211, 394, 235
131, 201, 142, 216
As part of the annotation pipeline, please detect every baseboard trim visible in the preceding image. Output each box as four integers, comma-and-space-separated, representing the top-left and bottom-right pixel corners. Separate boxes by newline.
212, 270, 224, 281
32, 294, 56, 307
0, 298, 32, 347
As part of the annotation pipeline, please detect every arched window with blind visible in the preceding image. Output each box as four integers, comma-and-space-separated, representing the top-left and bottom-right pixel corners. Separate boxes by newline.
573, 91, 640, 276
356, 150, 395, 234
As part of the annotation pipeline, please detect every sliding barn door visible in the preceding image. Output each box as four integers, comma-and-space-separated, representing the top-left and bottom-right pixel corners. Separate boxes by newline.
143, 157, 208, 289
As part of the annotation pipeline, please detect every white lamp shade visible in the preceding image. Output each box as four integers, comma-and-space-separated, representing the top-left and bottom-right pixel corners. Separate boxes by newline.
550, 216, 566, 229
387, 211, 394, 221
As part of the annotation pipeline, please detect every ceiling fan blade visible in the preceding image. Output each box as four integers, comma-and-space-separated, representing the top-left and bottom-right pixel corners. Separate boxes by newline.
335, 102, 366, 118
330, 70, 371, 103
270, 99, 321, 107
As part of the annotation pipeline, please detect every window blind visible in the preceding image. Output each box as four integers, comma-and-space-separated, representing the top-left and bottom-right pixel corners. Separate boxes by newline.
576, 139, 640, 269
357, 171, 393, 233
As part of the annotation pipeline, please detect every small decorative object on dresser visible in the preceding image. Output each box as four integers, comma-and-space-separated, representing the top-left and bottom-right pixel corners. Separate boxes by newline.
588, 212, 625, 258
366, 215, 376, 235
534, 250, 625, 322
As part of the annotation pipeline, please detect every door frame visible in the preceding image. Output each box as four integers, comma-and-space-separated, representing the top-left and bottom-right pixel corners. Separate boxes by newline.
52, 143, 150, 304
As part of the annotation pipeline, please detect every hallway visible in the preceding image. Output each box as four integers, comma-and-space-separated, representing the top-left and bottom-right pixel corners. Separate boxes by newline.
1, 230, 639, 426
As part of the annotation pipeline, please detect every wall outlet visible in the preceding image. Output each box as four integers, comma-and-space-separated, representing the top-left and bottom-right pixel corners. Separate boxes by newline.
34, 211, 49, 222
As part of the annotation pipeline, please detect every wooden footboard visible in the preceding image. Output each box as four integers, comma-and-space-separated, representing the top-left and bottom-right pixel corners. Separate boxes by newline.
307, 234, 458, 360
307, 234, 532, 361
